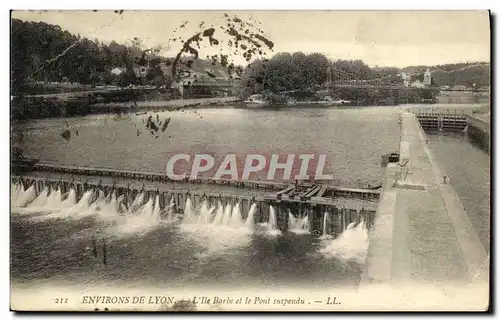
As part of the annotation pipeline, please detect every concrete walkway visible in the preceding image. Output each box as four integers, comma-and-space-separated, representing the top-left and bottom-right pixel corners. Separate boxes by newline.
363, 112, 489, 285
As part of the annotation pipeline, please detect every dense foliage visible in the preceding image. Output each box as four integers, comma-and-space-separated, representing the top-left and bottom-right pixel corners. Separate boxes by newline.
11, 19, 170, 95
11, 14, 275, 96
233, 52, 438, 105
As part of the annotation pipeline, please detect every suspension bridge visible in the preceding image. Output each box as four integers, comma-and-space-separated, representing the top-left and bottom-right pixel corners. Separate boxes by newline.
320, 64, 490, 92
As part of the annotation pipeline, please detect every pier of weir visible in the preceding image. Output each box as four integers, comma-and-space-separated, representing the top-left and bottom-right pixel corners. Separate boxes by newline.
362, 112, 489, 286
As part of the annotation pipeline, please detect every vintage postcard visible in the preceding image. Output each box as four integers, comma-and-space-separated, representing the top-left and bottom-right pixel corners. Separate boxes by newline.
10, 10, 491, 312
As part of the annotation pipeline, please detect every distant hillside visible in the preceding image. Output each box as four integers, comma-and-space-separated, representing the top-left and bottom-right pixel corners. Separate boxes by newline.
402, 62, 490, 87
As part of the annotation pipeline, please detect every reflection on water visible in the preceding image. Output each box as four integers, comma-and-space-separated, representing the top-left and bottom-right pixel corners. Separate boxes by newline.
16, 106, 401, 182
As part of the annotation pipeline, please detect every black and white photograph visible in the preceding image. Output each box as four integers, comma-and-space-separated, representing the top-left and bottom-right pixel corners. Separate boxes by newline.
9, 9, 491, 311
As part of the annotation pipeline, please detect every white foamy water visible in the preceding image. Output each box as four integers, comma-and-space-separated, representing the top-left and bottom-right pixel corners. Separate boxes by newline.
180, 198, 257, 254
229, 203, 244, 228
11, 183, 177, 235
318, 220, 369, 264
211, 201, 225, 226
41, 190, 97, 220
13, 182, 370, 264
181, 198, 254, 229
221, 204, 232, 226
288, 211, 310, 235
245, 203, 257, 230
107, 194, 177, 236
11, 183, 36, 208
256, 205, 282, 236
11, 184, 75, 215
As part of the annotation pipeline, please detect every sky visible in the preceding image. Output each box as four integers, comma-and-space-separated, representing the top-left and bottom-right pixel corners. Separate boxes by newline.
11, 10, 491, 68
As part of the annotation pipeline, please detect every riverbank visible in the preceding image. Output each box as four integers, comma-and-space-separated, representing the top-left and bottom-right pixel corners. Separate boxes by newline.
11, 94, 241, 120
90, 97, 242, 111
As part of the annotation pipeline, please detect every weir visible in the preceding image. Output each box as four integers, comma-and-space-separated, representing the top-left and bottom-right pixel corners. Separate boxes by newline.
11, 175, 376, 236
29, 162, 382, 193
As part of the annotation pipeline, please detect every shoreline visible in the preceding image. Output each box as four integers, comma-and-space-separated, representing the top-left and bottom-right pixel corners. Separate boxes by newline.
11, 98, 488, 122
90, 96, 242, 110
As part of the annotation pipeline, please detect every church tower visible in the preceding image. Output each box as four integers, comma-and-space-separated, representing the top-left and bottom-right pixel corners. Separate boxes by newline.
423, 68, 432, 86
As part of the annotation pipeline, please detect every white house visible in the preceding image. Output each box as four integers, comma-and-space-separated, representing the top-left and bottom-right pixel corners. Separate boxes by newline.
110, 67, 126, 76
411, 80, 425, 88
401, 72, 411, 87
133, 66, 148, 78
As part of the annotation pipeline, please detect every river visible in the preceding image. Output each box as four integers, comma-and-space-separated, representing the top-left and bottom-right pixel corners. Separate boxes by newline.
10, 103, 490, 292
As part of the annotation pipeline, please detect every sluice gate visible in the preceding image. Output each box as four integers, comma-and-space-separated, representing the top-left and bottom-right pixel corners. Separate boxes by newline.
416, 112, 467, 132
12, 176, 376, 236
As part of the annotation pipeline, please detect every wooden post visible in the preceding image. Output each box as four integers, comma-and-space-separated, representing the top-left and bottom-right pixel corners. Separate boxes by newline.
305, 207, 311, 232
342, 208, 346, 232
315, 205, 322, 234
193, 194, 200, 208
337, 208, 343, 235
178, 193, 184, 211
241, 199, 248, 221
281, 202, 289, 231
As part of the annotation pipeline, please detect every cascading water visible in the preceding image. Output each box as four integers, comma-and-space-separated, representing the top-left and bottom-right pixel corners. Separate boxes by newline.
230, 203, 244, 228
62, 189, 77, 208
129, 192, 145, 213
151, 195, 161, 222
11, 184, 21, 201
322, 212, 330, 237
67, 190, 95, 216
245, 203, 257, 229
182, 198, 196, 224
27, 187, 50, 208
179, 199, 255, 256
268, 206, 278, 230
138, 197, 154, 218
258, 205, 281, 236
180, 199, 254, 231
11, 184, 36, 208
207, 206, 215, 224
163, 196, 176, 221
100, 191, 120, 214
300, 216, 310, 231
196, 200, 212, 225
46, 189, 63, 207
211, 201, 225, 226
318, 219, 369, 264
221, 204, 232, 226
288, 211, 310, 234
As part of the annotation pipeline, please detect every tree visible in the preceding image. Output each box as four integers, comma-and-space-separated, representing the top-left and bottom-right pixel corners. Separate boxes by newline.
234, 52, 330, 99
